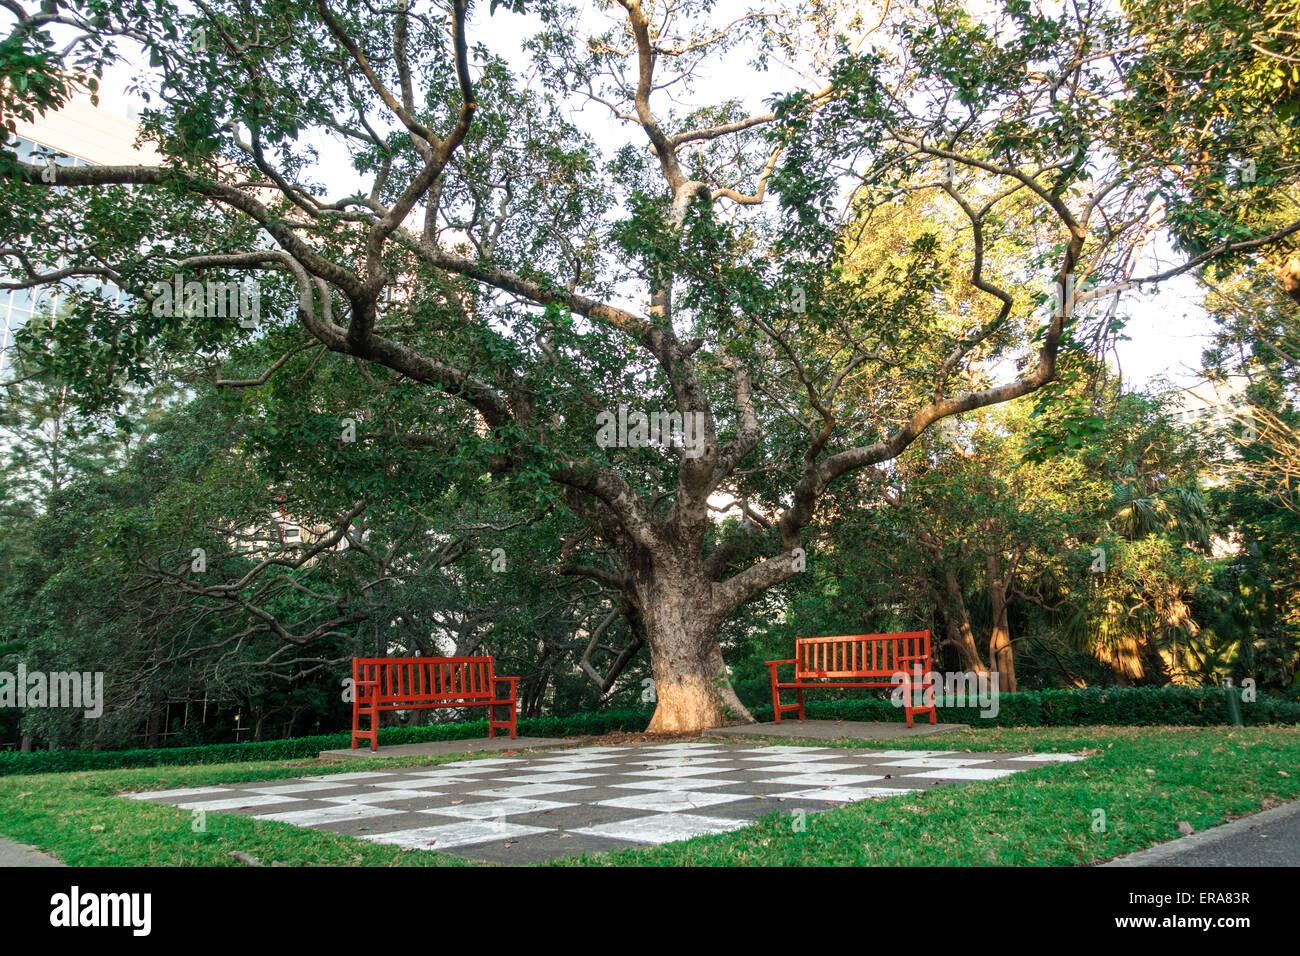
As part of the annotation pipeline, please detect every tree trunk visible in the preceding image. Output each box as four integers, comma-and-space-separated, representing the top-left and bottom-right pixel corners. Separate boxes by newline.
939, 570, 988, 673
637, 570, 755, 733
986, 554, 1017, 693
989, 623, 1016, 693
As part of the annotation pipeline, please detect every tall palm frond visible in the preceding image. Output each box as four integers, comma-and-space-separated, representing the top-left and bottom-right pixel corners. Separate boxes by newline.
1109, 482, 1211, 550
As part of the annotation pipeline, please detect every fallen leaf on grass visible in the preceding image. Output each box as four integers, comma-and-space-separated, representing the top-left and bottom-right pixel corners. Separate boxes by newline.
1176, 821, 1195, 836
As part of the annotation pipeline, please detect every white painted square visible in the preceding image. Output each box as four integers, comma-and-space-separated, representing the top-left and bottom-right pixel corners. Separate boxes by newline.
884, 757, 995, 769
596, 790, 751, 812
609, 778, 736, 792
491, 770, 603, 784
506, 760, 619, 772
246, 781, 356, 795
319, 789, 445, 805
740, 751, 847, 764
896, 766, 1018, 780
748, 761, 868, 774
301, 771, 392, 782
386, 775, 491, 788
127, 787, 230, 801
532, 752, 624, 761
463, 782, 591, 799
624, 766, 732, 779
372, 777, 470, 790
363, 821, 548, 850
1009, 753, 1084, 763
782, 786, 920, 802
427, 797, 574, 820
767, 773, 886, 787
860, 749, 956, 759
572, 813, 750, 845
170, 793, 306, 811
256, 803, 404, 825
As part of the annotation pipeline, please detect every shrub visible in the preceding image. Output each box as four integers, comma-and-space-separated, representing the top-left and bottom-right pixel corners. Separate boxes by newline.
0, 708, 652, 776
742, 685, 1300, 727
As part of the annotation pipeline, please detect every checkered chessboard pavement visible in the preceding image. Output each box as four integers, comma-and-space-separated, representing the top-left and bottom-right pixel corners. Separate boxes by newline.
126, 743, 1084, 863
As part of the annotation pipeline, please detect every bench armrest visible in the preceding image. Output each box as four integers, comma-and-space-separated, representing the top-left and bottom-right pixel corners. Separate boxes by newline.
765, 659, 796, 674
493, 676, 520, 699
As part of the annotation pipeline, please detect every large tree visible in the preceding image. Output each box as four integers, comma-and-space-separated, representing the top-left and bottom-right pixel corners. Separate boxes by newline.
3, 0, 1298, 731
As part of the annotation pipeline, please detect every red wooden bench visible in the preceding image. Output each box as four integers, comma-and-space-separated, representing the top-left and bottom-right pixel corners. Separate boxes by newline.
351, 656, 519, 752
766, 631, 937, 727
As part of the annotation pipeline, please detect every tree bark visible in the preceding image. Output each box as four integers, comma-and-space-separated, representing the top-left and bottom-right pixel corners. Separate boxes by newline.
986, 553, 1017, 693
939, 569, 988, 673
635, 564, 756, 733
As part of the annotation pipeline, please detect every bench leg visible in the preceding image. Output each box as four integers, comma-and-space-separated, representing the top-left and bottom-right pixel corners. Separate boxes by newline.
487, 699, 517, 739
771, 676, 782, 724
796, 688, 805, 721
351, 701, 378, 751
903, 671, 938, 728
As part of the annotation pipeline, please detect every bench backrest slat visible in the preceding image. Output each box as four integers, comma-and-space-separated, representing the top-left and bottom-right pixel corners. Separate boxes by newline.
793, 631, 930, 679
355, 656, 495, 703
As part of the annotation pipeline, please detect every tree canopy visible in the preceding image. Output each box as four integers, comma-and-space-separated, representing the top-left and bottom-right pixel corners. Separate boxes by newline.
1, 0, 1297, 740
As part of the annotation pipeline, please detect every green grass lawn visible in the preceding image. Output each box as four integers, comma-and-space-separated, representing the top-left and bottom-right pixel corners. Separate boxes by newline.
1, 726, 1296, 866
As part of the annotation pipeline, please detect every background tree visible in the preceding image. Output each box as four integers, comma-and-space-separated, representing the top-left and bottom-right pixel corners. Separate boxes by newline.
3, 0, 1298, 734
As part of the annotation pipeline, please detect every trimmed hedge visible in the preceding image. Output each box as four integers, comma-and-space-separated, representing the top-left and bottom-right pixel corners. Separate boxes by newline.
0, 708, 653, 777
2, 686, 1296, 776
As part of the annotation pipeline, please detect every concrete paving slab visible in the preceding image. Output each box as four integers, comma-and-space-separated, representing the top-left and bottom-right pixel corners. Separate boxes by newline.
319, 735, 575, 761
0, 836, 65, 867
704, 720, 969, 741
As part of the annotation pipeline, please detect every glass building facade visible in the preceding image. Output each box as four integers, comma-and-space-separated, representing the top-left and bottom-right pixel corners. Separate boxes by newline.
0, 136, 105, 378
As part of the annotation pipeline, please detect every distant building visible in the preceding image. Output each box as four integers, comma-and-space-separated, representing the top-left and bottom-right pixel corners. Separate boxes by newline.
1, 89, 160, 376
1164, 376, 1251, 437
1161, 376, 1254, 556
